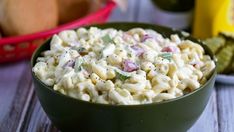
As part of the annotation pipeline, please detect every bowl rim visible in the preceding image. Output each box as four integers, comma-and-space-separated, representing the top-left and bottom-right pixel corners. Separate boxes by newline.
31, 22, 217, 108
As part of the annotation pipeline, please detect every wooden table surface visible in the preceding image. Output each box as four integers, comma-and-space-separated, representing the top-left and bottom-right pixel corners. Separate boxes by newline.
0, 0, 233, 132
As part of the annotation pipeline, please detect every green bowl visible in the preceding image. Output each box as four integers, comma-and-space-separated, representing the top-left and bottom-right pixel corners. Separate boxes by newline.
31, 22, 216, 132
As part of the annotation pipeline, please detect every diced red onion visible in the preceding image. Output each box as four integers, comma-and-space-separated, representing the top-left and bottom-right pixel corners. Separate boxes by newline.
141, 34, 153, 42
131, 45, 145, 56
161, 46, 180, 53
63, 60, 75, 68
123, 60, 139, 72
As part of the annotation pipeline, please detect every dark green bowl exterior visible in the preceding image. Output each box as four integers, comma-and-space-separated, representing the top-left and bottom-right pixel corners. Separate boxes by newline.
31, 23, 216, 132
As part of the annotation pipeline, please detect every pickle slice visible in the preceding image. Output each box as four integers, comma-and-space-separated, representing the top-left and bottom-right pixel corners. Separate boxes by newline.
229, 43, 234, 73
219, 32, 234, 41
204, 36, 225, 54
216, 44, 234, 73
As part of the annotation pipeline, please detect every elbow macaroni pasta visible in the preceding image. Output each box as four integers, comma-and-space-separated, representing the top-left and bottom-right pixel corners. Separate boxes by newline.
33, 27, 215, 105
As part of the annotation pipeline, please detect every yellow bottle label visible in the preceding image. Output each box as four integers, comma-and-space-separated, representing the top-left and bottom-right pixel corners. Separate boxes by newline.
228, 0, 234, 25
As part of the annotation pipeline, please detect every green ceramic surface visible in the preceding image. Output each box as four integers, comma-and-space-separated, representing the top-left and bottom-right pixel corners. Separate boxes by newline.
31, 23, 216, 132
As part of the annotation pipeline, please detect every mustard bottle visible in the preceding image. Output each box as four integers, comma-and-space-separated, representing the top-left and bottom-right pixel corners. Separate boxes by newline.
193, 0, 234, 39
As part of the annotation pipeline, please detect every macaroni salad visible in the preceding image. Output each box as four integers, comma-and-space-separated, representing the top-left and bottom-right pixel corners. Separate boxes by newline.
33, 27, 215, 105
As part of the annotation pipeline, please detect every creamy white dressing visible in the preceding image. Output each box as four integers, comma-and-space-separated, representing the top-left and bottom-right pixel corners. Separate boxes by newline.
33, 27, 215, 105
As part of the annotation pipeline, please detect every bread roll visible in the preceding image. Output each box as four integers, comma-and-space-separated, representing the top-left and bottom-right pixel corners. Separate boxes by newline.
0, 0, 58, 36
57, 0, 104, 24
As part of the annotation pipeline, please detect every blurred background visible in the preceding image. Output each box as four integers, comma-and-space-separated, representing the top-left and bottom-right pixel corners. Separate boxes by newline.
1, 0, 233, 75
0, 0, 234, 132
